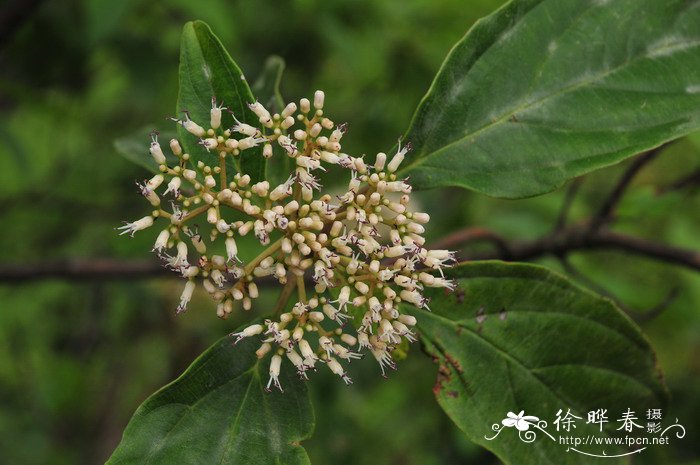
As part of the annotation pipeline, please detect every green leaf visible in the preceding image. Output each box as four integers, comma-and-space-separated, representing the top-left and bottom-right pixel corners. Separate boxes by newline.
400, 0, 700, 198
177, 20, 265, 183
106, 333, 314, 465
114, 128, 179, 174
409, 261, 667, 465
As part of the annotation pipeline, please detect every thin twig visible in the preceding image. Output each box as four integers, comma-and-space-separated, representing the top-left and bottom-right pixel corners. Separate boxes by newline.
558, 256, 679, 322
467, 226, 700, 272
558, 256, 619, 302
657, 167, 700, 194
0, 259, 318, 286
555, 177, 584, 232
634, 287, 680, 322
0, 259, 168, 282
590, 146, 664, 230
429, 227, 512, 258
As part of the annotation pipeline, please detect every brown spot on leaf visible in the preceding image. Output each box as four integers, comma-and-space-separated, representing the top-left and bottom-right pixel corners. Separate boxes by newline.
446, 390, 459, 398
444, 352, 464, 374
433, 363, 452, 395
455, 287, 466, 304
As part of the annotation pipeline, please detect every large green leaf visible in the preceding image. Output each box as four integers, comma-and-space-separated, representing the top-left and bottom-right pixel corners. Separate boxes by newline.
400, 0, 700, 198
106, 333, 314, 465
177, 20, 265, 182
408, 261, 667, 465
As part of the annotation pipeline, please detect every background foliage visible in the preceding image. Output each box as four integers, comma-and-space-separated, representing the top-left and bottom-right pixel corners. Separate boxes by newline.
0, 0, 698, 464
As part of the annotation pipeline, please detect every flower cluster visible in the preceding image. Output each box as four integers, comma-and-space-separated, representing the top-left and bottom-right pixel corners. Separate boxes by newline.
119, 91, 456, 390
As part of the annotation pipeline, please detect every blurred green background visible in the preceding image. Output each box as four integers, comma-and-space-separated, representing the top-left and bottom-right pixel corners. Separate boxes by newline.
1, 0, 699, 464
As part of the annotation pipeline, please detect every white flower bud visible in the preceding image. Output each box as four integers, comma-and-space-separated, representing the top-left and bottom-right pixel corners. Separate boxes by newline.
263, 143, 273, 158
256, 342, 272, 358
169, 139, 182, 156
354, 281, 370, 295
216, 219, 230, 233
225, 138, 239, 150
179, 115, 206, 137
248, 101, 272, 125
207, 207, 218, 224
276, 117, 292, 131
248, 282, 259, 299
309, 123, 322, 138
281, 102, 297, 118
319, 151, 339, 164
183, 169, 197, 181
153, 229, 169, 251
313, 90, 325, 110
147, 174, 164, 190
375, 152, 386, 171
412, 212, 430, 224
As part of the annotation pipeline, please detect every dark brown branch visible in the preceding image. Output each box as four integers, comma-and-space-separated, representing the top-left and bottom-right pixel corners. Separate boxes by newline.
0, 259, 317, 286
2, 146, 697, 283
634, 287, 680, 322
590, 146, 664, 230
429, 227, 512, 258
466, 225, 700, 272
558, 256, 680, 322
657, 167, 700, 194
555, 177, 584, 232
0, 259, 170, 282
4, 223, 697, 283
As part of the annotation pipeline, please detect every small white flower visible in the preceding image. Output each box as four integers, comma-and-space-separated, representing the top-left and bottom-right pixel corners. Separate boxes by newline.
153, 229, 170, 252
117, 216, 154, 236
172, 111, 206, 137
229, 324, 263, 344
177, 280, 196, 314
371, 347, 396, 378
149, 132, 166, 164
248, 101, 272, 126
327, 357, 353, 385
210, 97, 225, 129
387, 140, 411, 173
266, 354, 283, 392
